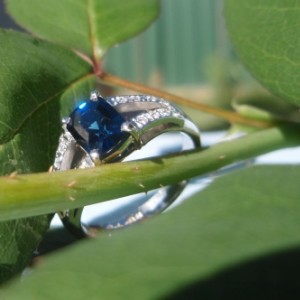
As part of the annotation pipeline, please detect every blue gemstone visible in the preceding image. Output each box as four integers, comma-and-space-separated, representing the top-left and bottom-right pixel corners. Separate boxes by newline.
67, 97, 129, 159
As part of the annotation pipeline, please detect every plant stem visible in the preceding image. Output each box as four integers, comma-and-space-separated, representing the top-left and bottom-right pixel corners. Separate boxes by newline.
0, 125, 298, 222
99, 72, 272, 128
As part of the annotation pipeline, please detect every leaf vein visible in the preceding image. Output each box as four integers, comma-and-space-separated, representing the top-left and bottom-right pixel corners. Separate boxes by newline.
10, 73, 95, 140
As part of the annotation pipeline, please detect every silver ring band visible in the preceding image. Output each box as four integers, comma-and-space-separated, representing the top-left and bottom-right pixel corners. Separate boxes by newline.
53, 91, 200, 238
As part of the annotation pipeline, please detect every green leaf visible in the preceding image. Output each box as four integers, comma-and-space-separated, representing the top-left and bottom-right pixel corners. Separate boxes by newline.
232, 92, 300, 123
0, 216, 50, 284
0, 29, 92, 283
0, 30, 92, 145
3, 165, 300, 298
224, 0, 300, 105
6, 0, 160, 59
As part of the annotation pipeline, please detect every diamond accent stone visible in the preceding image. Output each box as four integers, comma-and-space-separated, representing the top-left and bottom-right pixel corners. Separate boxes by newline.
107, 95, 174, 106
53, 131, 74, 171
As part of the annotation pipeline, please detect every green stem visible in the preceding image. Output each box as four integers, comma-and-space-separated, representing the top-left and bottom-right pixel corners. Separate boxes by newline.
0, 125, 298, 222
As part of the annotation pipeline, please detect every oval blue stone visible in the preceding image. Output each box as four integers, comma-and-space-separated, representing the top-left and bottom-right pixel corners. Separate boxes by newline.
67, 97, 129, 159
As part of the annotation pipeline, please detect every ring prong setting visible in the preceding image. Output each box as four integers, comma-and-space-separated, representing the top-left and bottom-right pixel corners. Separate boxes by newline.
90, 90, 101, 101
62, 116, 71, 125
121, 121, 140, 144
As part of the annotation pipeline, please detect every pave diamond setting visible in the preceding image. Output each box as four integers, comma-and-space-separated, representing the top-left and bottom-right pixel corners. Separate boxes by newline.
53, 131, 74, 171
106, 95, 184, 129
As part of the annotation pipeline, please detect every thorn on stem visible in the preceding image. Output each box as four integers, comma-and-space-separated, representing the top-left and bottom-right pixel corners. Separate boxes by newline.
132, 165, 140, 172
8, 171, 18, 179
69, 196, 76, 201
67, 181, 77, 188
138, 183, 145, 189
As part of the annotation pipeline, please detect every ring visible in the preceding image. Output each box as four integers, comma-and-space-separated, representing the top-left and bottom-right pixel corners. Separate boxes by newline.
52, 90, 200, 238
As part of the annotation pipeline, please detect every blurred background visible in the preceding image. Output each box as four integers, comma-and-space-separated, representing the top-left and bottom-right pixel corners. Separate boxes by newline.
0, 0, 234, 84
0, 0, 257, 131
106, 0, 232, 85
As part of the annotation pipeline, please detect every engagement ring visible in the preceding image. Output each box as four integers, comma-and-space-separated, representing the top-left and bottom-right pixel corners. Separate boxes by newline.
53, 90, 200, 238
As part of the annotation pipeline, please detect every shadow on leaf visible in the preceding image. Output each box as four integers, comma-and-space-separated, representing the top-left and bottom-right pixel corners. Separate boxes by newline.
164, 246, 300, 300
